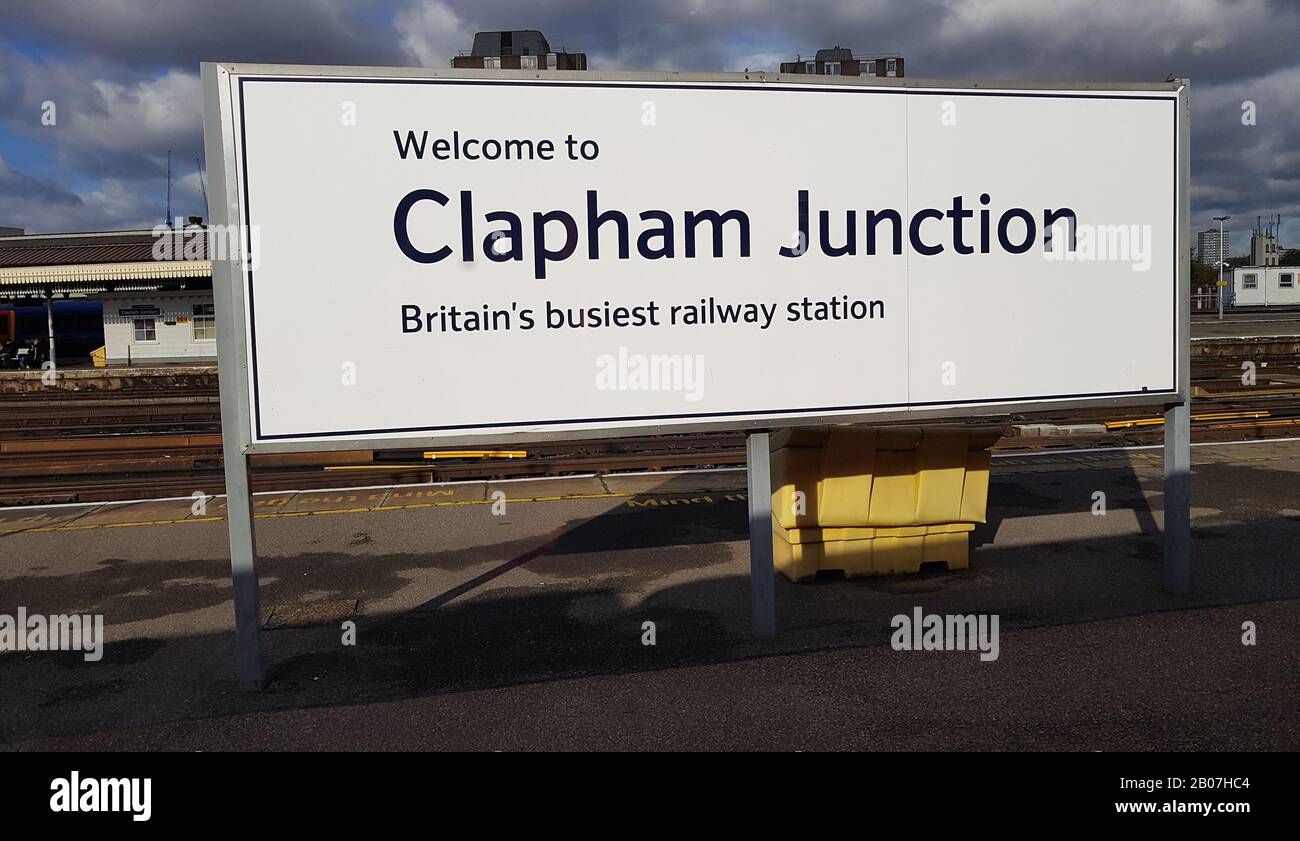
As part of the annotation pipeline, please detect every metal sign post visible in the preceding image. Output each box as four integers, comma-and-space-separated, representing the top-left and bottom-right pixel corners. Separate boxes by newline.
1163, 80, 1193, 596
1163, 399, 1191, 594
746, 432, 776, 638
203, 63, 265, 689
222, 454, 263, 689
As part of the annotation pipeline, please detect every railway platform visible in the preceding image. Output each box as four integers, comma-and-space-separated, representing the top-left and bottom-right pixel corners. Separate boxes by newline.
1191, 309, 1300, 358
1, 437, 1298, 750
1191, 308, 1300, 339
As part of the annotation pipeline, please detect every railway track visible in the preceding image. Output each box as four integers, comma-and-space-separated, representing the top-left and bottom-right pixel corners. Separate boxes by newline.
1, 359, 1297, 505
0, 388, 220, 437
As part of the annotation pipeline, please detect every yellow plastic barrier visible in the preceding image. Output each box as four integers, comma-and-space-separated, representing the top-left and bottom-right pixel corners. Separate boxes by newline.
769, 426, 999, 581
89, 346, 106, 368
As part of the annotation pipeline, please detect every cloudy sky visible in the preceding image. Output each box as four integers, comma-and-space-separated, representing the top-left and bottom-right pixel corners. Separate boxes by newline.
1, 0, 1296, 252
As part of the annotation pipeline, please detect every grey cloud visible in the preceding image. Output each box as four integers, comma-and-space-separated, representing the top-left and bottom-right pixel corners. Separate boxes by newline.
2, 1, 408, 71
0, 154, 84, 208
0, 153, 171, 232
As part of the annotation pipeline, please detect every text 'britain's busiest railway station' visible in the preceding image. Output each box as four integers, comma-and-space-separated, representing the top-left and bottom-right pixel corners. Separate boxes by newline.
0, 6, 1298, 795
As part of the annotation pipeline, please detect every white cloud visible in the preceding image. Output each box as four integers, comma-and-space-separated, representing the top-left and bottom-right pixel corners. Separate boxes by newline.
395, 0, 473, 68
77, 70, 203, 152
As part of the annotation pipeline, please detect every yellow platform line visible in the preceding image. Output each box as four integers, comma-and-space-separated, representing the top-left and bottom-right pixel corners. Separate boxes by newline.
1105, 410, 1270, 429
1207, 418, 1300, 429
13, 492, 635, 533
423, 450, 527, 459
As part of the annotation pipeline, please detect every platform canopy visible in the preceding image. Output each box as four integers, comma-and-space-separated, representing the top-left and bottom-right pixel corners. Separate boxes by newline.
0, 229, 211, 297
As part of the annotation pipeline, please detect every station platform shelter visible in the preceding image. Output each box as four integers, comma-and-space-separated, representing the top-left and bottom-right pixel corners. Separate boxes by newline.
0, 226, 215, 366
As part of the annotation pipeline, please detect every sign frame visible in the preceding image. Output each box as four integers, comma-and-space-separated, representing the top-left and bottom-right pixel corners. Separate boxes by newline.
204, 63, 1187, 456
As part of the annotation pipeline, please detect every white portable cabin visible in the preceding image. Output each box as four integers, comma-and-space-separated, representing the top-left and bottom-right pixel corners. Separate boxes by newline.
1233, 266, 1300, 307
100, 290, 218, 365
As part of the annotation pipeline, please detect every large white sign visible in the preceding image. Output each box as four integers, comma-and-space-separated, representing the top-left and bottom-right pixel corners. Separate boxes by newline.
209, 68, 1181, 445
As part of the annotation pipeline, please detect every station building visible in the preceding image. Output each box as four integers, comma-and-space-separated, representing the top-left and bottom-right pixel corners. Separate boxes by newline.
0, 225, 215, 366
451, 30, 587, 71
1230, 216, 1296, 307
1232, 266, 1299, 307
779, 47, 904, 78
